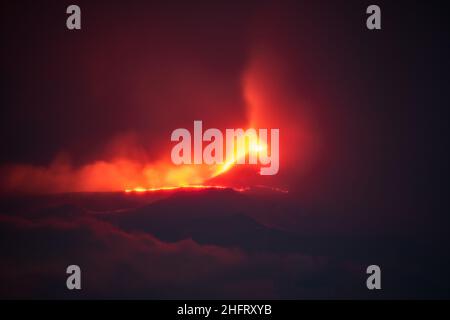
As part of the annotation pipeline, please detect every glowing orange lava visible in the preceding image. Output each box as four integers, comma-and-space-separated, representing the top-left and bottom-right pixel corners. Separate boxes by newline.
124, 185, 249, 193
211, 139, 268, 178
123, 138, 268, 192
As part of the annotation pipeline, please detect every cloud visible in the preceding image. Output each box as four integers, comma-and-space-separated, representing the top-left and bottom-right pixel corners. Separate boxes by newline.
0, 205, 362, 299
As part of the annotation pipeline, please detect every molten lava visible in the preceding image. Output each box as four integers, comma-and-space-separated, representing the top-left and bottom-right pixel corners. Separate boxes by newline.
123, 139, 269, 193
124, 185, 249, 193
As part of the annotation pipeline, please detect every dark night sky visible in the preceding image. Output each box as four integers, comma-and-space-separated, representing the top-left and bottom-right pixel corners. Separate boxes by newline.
1, 0, 449, 231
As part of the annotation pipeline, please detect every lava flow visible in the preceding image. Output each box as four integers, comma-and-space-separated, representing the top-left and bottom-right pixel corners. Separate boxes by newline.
124, 185, 249, 193
123, 139, 269, 193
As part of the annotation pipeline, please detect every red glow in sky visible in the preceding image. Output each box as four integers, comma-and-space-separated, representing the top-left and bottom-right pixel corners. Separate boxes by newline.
0, 2, 320, 195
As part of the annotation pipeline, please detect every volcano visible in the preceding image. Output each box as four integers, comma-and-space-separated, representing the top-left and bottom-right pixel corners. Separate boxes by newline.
0, 188, 448, 299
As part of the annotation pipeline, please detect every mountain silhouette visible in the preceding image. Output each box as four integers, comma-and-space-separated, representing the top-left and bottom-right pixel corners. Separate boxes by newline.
103, 188, 303, 252
100, 188, 421, 263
